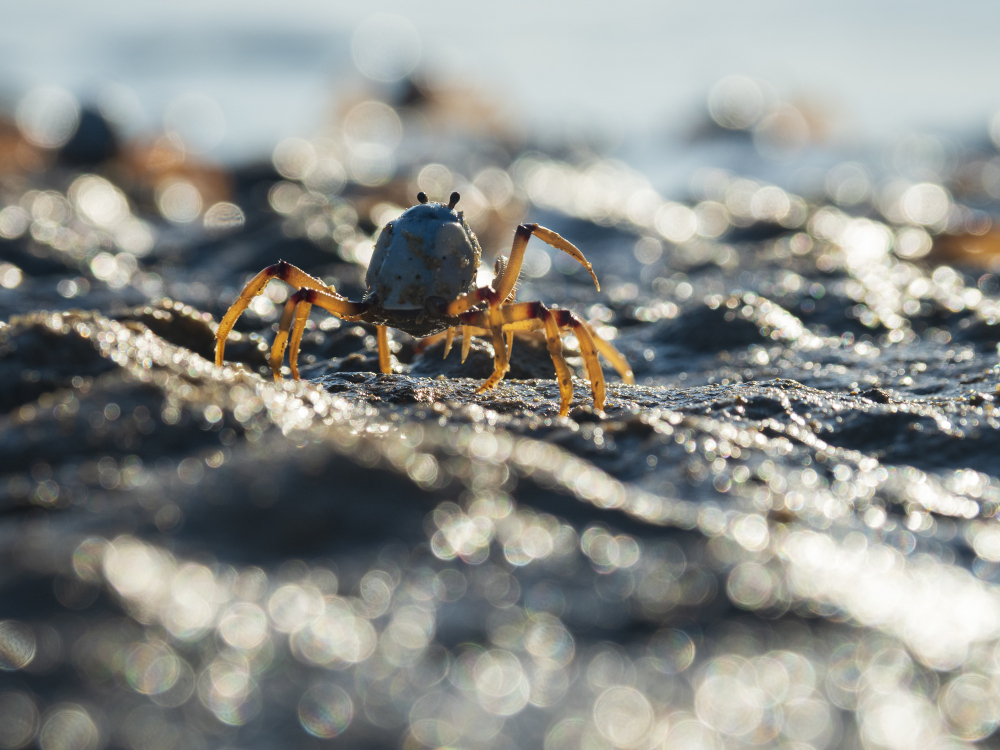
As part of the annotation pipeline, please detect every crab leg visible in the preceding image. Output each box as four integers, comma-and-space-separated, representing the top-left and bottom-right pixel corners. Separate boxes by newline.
444, 224, 599, 317
542, 311, 575, 416
446, 324, 495, 362
461, 325, 473, 363
504, 306, 634, 413
493, 254, 516, 357
553, 310, 605, 411
272, 294, 308, 379
473, 304, 510, 394
376, 326, 391, 374
455, 311, 499, 385
491, 255, 509, 296
457, 300, 632, 415
494, 303, 597, 413
216, 260, 336, 367
264, 296, 309, 380
495, 224, 599, 301
286, 299, 312, 379
501, 314, 633, 385
415, 325, 497, 358
269, 288, 366, 380
474, 306, 572, 415
578, 319, 634, 384
457, 304, 575, 414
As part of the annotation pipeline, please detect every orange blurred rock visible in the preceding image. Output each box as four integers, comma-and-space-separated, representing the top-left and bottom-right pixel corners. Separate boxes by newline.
111, 134, 230, 215
0, 117, 49, 175
933, 229, 1000, 269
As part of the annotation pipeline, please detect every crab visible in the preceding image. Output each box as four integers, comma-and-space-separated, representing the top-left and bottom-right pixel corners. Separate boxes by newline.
215, 191, 634, 416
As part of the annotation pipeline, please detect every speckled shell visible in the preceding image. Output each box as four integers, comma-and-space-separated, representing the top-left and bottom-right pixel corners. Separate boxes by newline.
365, 203, 482, 311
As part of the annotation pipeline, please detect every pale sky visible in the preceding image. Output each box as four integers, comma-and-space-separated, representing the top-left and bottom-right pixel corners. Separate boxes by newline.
3, 0, 998, 162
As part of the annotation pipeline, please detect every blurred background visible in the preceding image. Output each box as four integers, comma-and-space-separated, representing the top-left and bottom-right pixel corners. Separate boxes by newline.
4, 0, 1000, 167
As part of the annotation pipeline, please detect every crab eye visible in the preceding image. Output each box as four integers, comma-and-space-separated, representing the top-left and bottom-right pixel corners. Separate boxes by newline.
416, 191, 428, 204
448, 191, 460, 209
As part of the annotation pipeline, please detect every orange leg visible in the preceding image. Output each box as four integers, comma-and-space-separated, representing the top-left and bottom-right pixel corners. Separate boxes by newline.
445, 224, 600, 317
542, 311, 575, 415
550, 309, 605, 412
498, 304, 633, 414
456, 302, 632, 416
273, 294, 313, 379
376, 326, 391, 374
460, 325, 474, 362
491, 255, 515, 356
270, 288, 366, 380
443, 223, 602, 406
216, 260, 337, 367
503, 315, 633, 386
490, 303, 577, 414
465, 306, 510, 395
443, 309, 511, 396
457, 303, 575, 413
414, 325, 494, 360
453, 325, 494, 361
578, 319, 634, 384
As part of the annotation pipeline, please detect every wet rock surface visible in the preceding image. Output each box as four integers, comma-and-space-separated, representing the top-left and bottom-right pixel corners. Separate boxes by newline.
2, 129, 1000, 749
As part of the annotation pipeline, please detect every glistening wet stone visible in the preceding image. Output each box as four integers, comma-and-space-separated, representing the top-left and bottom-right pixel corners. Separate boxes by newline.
2, 109, 1000, 749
